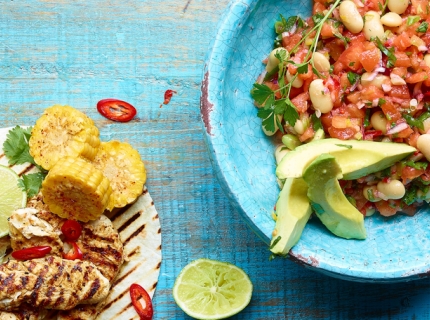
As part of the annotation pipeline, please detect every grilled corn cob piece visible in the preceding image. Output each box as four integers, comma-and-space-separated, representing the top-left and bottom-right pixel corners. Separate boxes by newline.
29, 105, 100, 170
41, 156, 112, 222
92, 141, 146, 210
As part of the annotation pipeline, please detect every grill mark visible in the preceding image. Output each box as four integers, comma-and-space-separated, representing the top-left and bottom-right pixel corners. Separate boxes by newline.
84, 245, 122, 262
122, 224, 146, 246
155, 261, 161, 270
108, 204, 132, 222
86, 278, 101, 300
29, 275, 44, 305
126, 247, 139, 259
111, 262, 141, 287
54, 287, 65, 308
117, 211, 141, 233
117, 301, 133, 316
100, 286, 128, 311
83, 227, 115, 244
17, 163, 36, 176
153, 213, 158, 220
151, 281, 158, 290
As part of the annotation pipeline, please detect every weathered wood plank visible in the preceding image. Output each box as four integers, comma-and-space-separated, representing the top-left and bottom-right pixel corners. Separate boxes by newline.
2, 0, 430, 319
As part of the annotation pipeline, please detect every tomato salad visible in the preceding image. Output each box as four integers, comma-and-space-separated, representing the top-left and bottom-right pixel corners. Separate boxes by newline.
251, 0, 430, 217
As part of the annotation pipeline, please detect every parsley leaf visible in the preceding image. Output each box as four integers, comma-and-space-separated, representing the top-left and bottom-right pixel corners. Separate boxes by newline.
311, 113, 323, 131
3, 125, 36, 166
347, 71, 359, 85
373, 37, 397, 68
284, 100, 299, 127
18, 172, 46, 198
251, 83, 275, 106
312, 12, 325, 25
417, 22, 429, 33
297, 63, 309, 74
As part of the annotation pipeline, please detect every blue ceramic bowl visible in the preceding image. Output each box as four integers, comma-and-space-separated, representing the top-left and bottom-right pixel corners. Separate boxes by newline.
200, 0, 430, 282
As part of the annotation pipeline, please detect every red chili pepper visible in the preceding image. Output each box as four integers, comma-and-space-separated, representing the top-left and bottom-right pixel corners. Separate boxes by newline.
12, 246, 52, 260
61, 219, 83, 242
130, 283, 153, 320
163, 90, 177, 105
63, 242, 83, 260
97, 99, 136, 122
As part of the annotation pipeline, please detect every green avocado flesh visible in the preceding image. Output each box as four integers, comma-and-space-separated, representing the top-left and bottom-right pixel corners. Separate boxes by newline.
276, 138, 416, 180
303, 154, 367, 240
270, 178, 312, 256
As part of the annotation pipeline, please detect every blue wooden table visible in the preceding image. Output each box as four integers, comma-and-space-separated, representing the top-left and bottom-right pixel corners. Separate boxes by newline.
2, 0, 430, 319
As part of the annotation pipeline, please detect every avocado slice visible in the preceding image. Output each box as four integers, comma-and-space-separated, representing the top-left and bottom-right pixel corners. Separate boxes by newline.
276, 138, 416, 180
303, 154, 367, 240
270, 178, 312, 256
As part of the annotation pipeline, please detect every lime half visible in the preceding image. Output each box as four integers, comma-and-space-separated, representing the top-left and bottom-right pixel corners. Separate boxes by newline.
0, 165, 27, 237
173, 258, 253, 319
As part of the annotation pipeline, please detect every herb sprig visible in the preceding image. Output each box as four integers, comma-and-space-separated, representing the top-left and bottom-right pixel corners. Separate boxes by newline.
251, 0, 342, 133
3, 126, 47, 197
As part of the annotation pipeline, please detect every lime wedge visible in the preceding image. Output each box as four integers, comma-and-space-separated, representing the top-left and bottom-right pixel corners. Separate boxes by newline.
0, 165, 27, 237
173, 258, 253, 319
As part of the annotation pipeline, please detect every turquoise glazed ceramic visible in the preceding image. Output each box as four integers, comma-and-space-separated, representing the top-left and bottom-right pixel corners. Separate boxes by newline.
200, 0, 430, 282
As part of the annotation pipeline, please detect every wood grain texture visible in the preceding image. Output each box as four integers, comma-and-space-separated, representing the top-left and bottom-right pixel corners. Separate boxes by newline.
2, 0, 430, 319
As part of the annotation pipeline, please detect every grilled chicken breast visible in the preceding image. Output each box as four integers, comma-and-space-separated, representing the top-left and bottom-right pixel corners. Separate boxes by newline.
3, 201, 124, 318
0, 256, 110, 311
8, 208, 64, 256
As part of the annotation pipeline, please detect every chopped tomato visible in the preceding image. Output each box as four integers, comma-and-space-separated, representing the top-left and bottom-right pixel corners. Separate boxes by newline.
393, 33, 412, 51
291, 92, 310, 113
282, 33, 303, 53
327, 126, 357, 140
401, 166, 426, 183
299, 126, 315, 142
360, 42, 381, 73
381, 101, 402, 122
375, 200, 399, 217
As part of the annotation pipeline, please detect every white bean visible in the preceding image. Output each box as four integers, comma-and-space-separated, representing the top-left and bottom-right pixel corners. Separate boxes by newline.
370, 111, 387, 133
387, 0, 409, 14
417, 134, 430, 161
377, 179, 405, 200
363, 11, 385, 41
339, 1, 364, 34
286, 70, 304, 88
361, 73, 389, 88
266, 47, 288, 72
424, 54, 430, 68
313, 52, 331, 72
309, 79, 333, 113
363, 186, 381, 202
293, 119, 305, 135
275, 145, 289, 164
381, 12, 403, 27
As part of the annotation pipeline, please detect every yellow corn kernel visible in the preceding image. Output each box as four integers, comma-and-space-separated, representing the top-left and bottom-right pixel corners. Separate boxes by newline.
29, 105, 100, 170
41, 156, 112, 222
92, 141, 146, 210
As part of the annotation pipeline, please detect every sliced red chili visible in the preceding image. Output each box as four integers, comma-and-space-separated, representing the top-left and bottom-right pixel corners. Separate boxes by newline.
130, 283, 153, 320
97, 99, 136, 122
163, 89, 177, 105
63, 242, 83, 260
12, 246, 52, 260
61, 219, 83, 242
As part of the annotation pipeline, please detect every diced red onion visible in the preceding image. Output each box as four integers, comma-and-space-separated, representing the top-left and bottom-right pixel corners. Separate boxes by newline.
387, 122, 408, 135
257, 71, 266, 84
